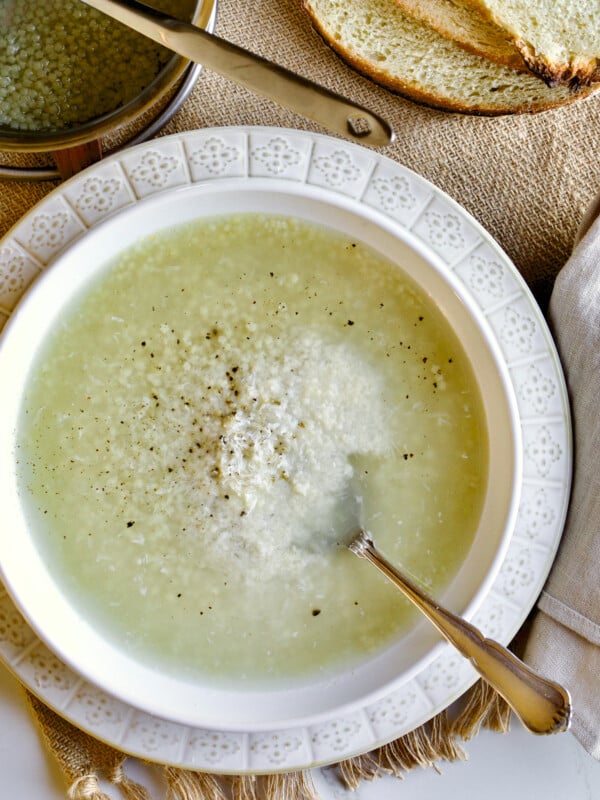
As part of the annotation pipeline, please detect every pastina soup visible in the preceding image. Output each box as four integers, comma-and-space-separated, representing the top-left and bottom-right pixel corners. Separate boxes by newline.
16, 213, 488, 687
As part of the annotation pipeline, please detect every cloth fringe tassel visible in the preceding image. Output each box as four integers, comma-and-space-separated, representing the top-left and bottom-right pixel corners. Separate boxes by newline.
261, 772, 319, 800
337, 709, 464, 790
450, 679, 512, 741
335, 679, 511, 790
160, 769, 318, 800
64, 763, 153, 800
163, 766, 223, 800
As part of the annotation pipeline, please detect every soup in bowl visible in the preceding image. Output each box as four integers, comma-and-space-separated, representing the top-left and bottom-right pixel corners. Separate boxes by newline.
0, 182, 521, 731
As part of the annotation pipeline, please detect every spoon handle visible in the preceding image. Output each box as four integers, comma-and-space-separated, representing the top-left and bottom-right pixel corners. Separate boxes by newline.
80, 0, 394, 147
350, 531, 571, 735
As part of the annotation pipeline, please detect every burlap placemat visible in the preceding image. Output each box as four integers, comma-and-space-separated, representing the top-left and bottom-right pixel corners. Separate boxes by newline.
2, 0, 600, 797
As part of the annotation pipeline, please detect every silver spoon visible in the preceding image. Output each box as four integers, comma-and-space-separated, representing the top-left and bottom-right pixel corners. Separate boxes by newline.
348, 528, 572, 735
80, 0, 394, 147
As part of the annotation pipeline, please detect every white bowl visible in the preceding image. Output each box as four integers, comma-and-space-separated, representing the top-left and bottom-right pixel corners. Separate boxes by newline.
0, 172, 521, 732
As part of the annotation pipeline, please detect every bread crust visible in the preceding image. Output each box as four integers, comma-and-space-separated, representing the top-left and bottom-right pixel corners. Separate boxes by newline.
517, 42, 600, 89
301, 0, 595, 115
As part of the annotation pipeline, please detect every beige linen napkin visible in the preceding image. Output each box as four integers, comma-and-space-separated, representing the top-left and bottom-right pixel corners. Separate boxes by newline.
524, 207, 600, 760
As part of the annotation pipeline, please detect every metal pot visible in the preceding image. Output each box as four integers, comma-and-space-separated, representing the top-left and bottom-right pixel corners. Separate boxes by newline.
0, 0, 216, 180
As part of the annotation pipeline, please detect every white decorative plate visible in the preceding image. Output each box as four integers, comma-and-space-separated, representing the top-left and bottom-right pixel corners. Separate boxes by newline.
0, 127, 571, 773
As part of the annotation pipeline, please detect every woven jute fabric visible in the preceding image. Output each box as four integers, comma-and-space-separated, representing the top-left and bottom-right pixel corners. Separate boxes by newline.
2, 0, 600, 796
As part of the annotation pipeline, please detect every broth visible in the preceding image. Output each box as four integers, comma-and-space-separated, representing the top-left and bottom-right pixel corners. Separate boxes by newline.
17, 214, 488, 686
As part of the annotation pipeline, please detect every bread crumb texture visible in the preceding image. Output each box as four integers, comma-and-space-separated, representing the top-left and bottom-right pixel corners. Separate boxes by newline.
393, 0, 526, 69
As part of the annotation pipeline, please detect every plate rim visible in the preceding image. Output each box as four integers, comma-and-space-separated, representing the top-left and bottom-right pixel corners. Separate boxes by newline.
0, 125, 572, 773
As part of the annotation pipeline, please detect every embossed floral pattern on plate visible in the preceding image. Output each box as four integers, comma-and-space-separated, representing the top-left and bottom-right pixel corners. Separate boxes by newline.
0, 127, 571, 774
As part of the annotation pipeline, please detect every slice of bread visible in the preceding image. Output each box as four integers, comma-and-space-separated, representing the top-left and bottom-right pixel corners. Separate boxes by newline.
456, 0, 600, 86
393, 0, 524, 70
301, 0, 593, 114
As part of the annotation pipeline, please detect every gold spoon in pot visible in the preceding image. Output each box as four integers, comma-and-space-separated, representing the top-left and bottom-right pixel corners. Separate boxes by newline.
348, 528, 572, 735
80, 0, 394, 147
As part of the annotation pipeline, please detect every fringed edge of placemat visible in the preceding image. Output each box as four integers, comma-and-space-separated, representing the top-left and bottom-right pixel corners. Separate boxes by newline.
333, 680, 511, 791
159, 770, 320, 800
25, 678, 512, 800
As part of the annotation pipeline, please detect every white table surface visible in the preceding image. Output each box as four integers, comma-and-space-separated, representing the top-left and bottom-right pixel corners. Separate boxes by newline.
2, 662, 599, 800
